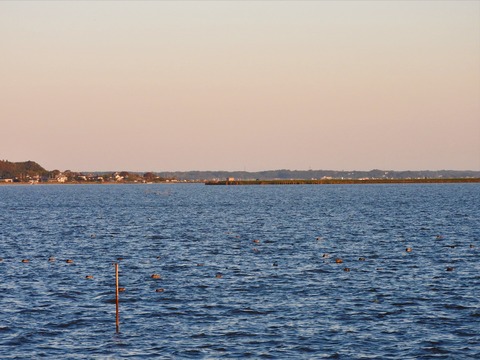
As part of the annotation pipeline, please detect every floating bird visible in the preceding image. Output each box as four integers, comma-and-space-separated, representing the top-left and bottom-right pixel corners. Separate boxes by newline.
118, 287, 126, 292
85, 275, 94, 279
358, 257, 366, 261
21, 259, 29, 263
335, 258, 343, 264
215, 273, 223, 279
196, 263, 204, 267
322, 253, 329, 258
66, 259, 74, 263
48, 257, 55, 262
343, 267, 351, 272
151, 274, 161, 279
253, 239, 260, 244
405, 247, 413, 252
446, 267, 454, 272
155, 288, 165, 292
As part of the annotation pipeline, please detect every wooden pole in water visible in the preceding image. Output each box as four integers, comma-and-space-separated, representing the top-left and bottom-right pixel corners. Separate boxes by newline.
115, 262, 120, 333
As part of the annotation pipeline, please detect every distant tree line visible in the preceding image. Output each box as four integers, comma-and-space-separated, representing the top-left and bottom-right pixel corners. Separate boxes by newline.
156, 169, 480, 181
1, 160, 479, 183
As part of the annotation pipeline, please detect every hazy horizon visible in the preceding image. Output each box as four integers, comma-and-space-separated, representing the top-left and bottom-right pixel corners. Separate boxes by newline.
1, 1, 479, 172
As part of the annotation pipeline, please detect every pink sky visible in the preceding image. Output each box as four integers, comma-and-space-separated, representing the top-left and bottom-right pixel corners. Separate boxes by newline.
1, 1, 479, 172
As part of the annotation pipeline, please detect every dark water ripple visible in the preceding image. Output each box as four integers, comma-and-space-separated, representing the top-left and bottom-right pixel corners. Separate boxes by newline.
0, 183, 479, 358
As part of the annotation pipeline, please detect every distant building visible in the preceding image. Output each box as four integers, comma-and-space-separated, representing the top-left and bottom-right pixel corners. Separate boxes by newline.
56, 173, 68, 183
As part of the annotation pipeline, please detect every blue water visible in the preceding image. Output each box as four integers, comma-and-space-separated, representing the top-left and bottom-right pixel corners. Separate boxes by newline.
0, 183, 479, 359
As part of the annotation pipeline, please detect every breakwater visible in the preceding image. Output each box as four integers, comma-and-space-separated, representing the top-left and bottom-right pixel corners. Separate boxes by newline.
205, 178, 480, 185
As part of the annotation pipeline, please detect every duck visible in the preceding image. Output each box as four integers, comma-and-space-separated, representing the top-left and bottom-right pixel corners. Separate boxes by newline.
85, 275, 94, 279
66, 259, 74, 263
151, 274, 161, 279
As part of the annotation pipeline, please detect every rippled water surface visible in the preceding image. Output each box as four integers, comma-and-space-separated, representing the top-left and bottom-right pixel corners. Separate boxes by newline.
0, 183, 479, 359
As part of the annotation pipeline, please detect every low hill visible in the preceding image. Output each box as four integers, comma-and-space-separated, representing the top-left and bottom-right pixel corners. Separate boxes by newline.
0, 160, 48, 179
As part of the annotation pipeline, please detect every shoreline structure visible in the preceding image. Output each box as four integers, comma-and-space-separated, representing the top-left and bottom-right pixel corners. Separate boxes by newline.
206, 178, 480, 185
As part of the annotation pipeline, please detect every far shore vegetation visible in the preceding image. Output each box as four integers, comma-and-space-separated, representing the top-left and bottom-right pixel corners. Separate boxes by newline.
1, 159, 480, 185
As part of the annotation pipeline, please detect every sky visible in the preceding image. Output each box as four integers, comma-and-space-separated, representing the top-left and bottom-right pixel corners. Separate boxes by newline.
1, 1, 479, 172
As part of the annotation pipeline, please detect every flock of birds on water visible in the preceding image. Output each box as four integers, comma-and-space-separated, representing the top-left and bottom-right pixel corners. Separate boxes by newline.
1, 233, 474, 295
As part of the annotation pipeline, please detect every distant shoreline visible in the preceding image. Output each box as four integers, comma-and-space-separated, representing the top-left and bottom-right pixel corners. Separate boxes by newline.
1, 178, 480, 186
2, 160, 480, 183
0, 181, 190, 186
206, 178, 480, 185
